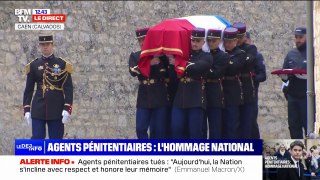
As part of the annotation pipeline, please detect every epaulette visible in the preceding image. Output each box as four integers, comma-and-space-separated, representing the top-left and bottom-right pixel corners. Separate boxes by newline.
25, 58, 37, 75
60, 58, 73, 74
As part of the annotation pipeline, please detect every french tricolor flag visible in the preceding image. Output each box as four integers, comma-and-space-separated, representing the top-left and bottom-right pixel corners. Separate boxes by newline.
138, 15, 231, 78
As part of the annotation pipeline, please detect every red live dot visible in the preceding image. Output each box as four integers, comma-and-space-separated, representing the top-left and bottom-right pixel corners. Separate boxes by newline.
72, 161, 74, 164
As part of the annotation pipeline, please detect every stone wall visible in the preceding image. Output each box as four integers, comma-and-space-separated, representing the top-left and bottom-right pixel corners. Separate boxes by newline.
314, 1, 320, 133
0, 1, 307, 154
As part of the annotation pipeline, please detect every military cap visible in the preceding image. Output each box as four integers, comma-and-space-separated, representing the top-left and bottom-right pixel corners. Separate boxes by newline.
233, 22, 246, 37
191, 27, 206, 39
135, 28, 149, 39
294, 27, 306, 36
39, 34, 53, 43
207, 29, 222, 39
223, 27, 238, 39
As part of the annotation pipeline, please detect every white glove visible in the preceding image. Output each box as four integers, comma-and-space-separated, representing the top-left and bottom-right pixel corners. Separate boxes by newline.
295, 74, 307, 79
24, 112, 32, 126
62, 110, 71, 124
281, 81, 289, 91
278, 74, 288, 81
186, 62, 195, 69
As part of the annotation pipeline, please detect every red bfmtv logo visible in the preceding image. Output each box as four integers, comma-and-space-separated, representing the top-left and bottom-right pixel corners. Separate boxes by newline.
32, 14, 66, 23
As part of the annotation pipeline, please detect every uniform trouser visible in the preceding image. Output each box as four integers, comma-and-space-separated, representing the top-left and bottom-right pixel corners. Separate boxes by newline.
239, 102, 256, 139
287, 95, 307, 139
171, 107, 203, 139
222, 106, 239, 139
31, 118, 64, 139
251, 98, 261, 139
136, 107, 167, 139
202, 112, 208, 139
166, 106, 173, 139
203, 108, 223, 139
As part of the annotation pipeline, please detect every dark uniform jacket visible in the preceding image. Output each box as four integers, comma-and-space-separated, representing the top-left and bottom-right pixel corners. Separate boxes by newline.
253, 52, 267, 94
276, 158, 306, 180
129, 51, 168, 108
23, 54, 73, 120
239, 43, 258, 103
282, 46, 307, 98
173, 50, 213, 109
205, 48, 230, 108
223, 47, 247, 106
162, 57, 179, 106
